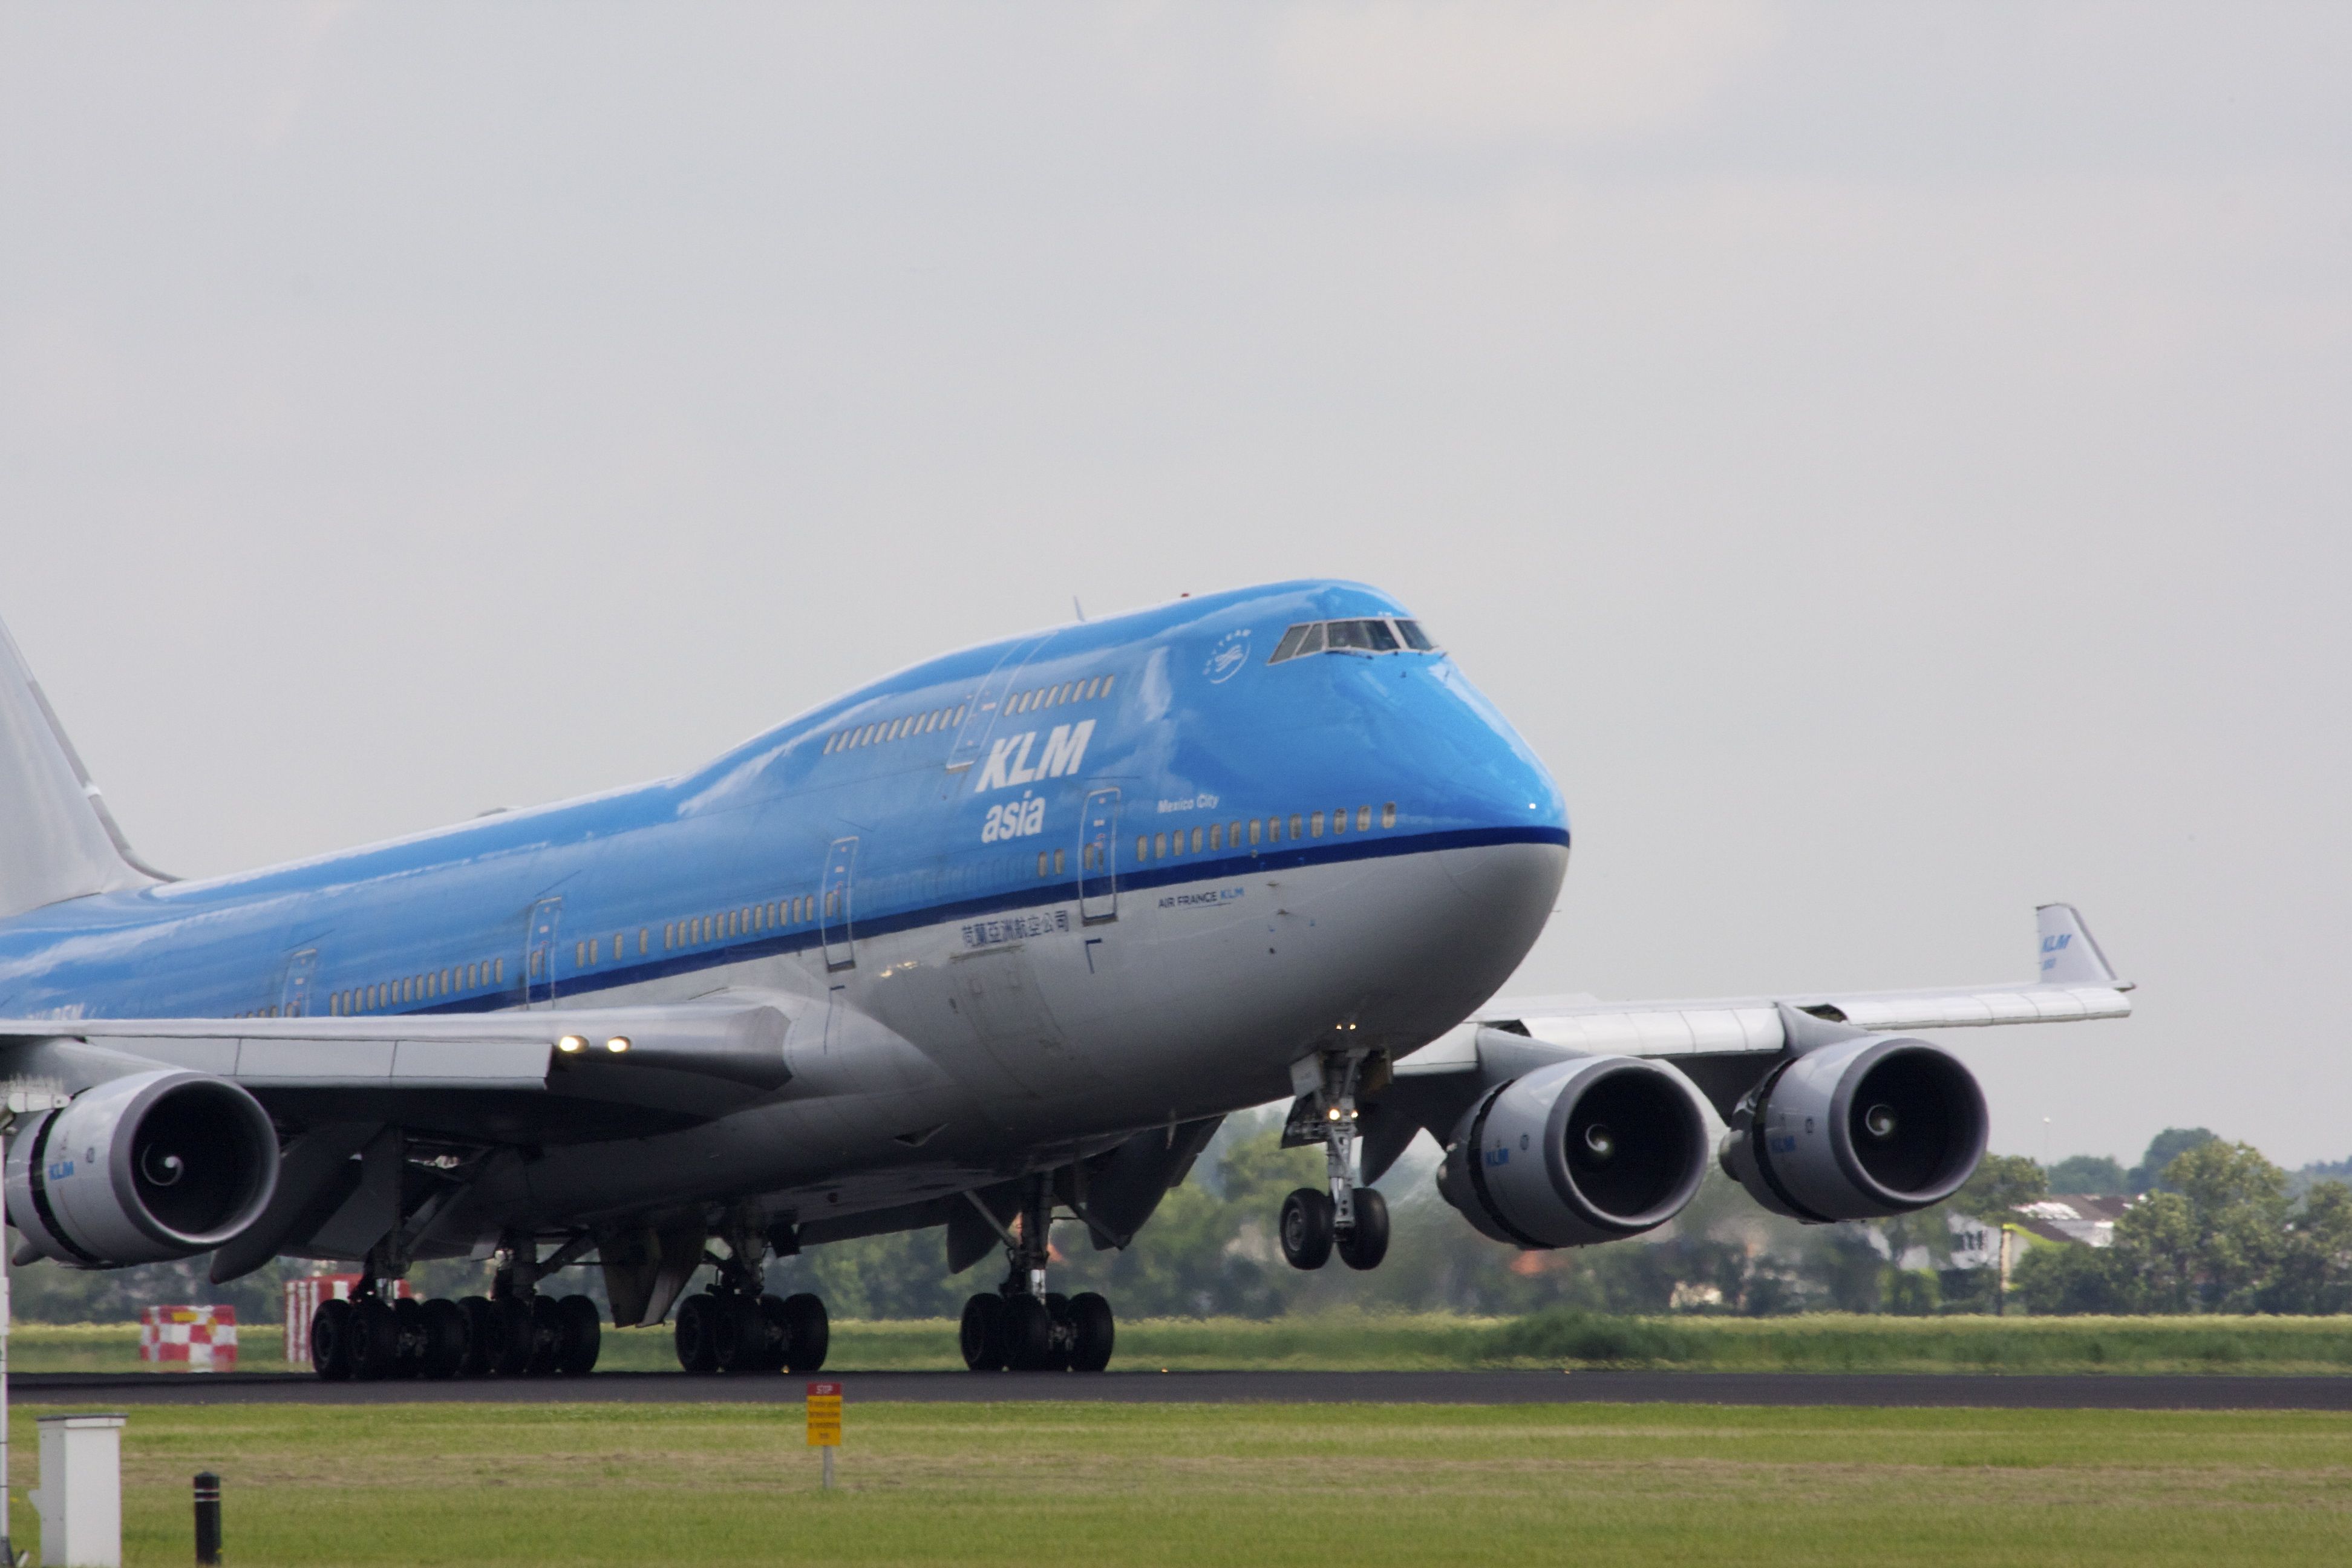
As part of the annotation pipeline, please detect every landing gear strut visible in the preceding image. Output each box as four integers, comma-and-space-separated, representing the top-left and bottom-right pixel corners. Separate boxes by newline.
959, 1176, 1115, 1372
673, 1210, 829, 1374
1280, 1048, 1391, 1272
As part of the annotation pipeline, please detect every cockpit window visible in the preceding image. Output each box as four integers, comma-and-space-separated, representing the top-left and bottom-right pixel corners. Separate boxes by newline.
1267, 616, 1437, 664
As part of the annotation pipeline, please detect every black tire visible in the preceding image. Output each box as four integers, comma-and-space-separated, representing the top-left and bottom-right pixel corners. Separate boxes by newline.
712, 1296, 762, 1374
457, 1296, 498, 1377
1337, 1188, 1391, 1271
959, 1293, 1007, 1371
526, 1295, 564, 1376
309, 1297, 355, 1382
1067, 1292, 1114, 1373
489, 1296, 535, 1377
781, 1293, 829, 1374
555, 1294, 602, 1375
675, 1293, 721, 1373
389, 1296, 428, 1379
1002, 1295, 1053, 1371
350, 1298, 400, 1381
1042, 1293, 1074, 1373
1279, 1187, 1335, 1270
419, 1298, 469, 1379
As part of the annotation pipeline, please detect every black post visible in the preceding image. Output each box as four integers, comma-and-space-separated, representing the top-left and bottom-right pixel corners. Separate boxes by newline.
192, 1472, 221, 1565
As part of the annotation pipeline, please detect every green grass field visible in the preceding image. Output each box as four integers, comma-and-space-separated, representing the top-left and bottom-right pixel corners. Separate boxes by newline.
19, 1313, 2352, 1376
12, 1398, 2349, 1567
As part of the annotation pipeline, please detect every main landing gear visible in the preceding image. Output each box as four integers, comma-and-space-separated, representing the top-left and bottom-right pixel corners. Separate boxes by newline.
311, 1241, 603, 1382
959, 1177, 1116, 1372
673, 1214, 830, 1374
1279, 1048, 1391, 1273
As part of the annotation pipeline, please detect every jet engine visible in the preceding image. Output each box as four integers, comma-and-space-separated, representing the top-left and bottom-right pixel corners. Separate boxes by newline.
1718, 1034, 1987, 1221
5, 1071, 280, 1267
1435, 1056, 1710, 1248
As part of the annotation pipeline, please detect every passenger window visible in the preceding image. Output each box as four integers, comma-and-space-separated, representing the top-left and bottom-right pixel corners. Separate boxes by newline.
1099, 676, 1114, 697
495, 958, 505, 983
1395, 619, 1436, 652
1191, 826, 1203, 854
1249, 818, 1262, 846
1382, 802, 1397, 829
1364, 621, 1400, 652
1135, 834, 1149, 862
1154, 832, 1168, 860
1310, 811, 1324, 838
1289, 814, 1303, 840
1054, 847, 1067, 875
1084, 844, 1099, 870
1331, 808, 1347, 835
1037, 851, 1049, 877
825, 890, 839, 919
1357, 805, 1372, 832
1210, 823, 1223, 851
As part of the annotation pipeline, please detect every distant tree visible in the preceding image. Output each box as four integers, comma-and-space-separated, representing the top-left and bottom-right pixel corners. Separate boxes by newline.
2164, 1141, 2289, 1310
1950, 1154, 2047, 1221
2045, 1155, 2128, 1195
2128, 1127, 2218, 1194
2012, 1240, 2136, 1315
2265, 1180, 2352, 1315
2108, 1189, 2199, 1312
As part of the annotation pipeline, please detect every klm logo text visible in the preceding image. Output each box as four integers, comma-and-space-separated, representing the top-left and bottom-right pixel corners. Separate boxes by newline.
975, 720, 1094, 793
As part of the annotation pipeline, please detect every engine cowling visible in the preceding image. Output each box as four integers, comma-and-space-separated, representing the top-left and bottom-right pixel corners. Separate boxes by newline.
1719, 1034, 1987, 1221
1436, 1056, 1710, 1248
5, 1071, 280, 1267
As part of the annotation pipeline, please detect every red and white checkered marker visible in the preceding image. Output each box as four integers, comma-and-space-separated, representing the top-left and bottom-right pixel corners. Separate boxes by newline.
139, 1305, 238, 1371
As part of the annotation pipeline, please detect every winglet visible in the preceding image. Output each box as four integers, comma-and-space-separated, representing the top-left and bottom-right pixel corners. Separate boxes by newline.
2035, 903, 2125, 990
0, 617, 159, 922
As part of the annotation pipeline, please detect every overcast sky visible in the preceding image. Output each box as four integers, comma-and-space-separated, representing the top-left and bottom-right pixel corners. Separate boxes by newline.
3, 4, 2346, 1166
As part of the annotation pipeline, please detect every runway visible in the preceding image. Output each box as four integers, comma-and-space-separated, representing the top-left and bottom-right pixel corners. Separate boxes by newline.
16, 1368, 2352, 1411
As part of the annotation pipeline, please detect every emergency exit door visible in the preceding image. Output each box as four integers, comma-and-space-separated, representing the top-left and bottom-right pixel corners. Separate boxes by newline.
821, 837, 858, 971
1079, 786, 1119, 924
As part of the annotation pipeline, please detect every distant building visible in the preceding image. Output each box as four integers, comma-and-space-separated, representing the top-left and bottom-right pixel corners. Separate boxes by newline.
1942, 1195, 2132, 1270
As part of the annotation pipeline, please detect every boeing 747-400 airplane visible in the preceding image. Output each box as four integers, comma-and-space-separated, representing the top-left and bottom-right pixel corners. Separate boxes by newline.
0, 581, 2129, 1379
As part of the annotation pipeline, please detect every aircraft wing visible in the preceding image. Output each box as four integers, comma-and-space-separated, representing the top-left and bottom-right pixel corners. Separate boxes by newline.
1396, 904, 2129, 1120
0, 995, 800, 1146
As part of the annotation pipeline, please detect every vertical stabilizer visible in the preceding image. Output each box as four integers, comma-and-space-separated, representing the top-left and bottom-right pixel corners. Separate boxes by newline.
0, 619, 160, 921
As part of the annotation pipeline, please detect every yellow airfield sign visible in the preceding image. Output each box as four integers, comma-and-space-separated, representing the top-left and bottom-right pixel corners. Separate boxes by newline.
806, 1381, 843, 1447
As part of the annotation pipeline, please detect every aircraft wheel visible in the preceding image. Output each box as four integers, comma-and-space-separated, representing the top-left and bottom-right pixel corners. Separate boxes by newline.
959, 1293, 1007, 1371
457, 1296, 498, 1376
675, 1293, 722, 1373
1067, 1292, 1115, 1373
524, 1295, 566, 1376
388, 1296, 428, 1379
1279, 1187, 1335, 1270
349, 1298, 400, 1381
1338, 1189, 1391, 1271
1042, 1293, 1074, 1372
782, 1292, 829, 1374
418, 1298, 469, 1379
712, 1296, 765, 1374
309, 1298, 356, 1382
1002, 1295, 1053, 1371
555, 1294, 603, 1375
488, 1296, 535, 1377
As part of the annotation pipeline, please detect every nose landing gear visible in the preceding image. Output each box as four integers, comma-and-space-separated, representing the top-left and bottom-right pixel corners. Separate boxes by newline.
1279, 1048, 1391, 1272
958, 1176, 1116, 1371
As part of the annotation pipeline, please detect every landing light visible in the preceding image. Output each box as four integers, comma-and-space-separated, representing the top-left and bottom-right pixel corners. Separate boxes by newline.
605, 1036, 632, 1054
557, 1035, 587, 1054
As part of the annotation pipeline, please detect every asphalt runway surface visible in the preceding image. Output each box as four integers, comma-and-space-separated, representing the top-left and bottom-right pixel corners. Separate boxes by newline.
17, 1368, 2352, 1411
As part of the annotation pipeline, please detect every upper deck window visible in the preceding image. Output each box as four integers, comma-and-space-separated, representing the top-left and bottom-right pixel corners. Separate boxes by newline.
1267, 618, 1435, 664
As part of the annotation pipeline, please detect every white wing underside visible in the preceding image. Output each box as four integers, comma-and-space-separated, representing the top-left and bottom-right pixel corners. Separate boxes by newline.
1402, 903, 2131, 1075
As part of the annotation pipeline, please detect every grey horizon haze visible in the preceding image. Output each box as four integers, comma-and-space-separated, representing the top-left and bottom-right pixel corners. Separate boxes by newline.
2, 5, 2345, 1168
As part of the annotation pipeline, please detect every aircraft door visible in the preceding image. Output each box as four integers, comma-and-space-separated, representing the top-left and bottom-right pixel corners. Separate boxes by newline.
822, 837, 858, 971
1079, 786, 1119, 924
278, 949, 319, 1017
525, 896, 563, 1007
